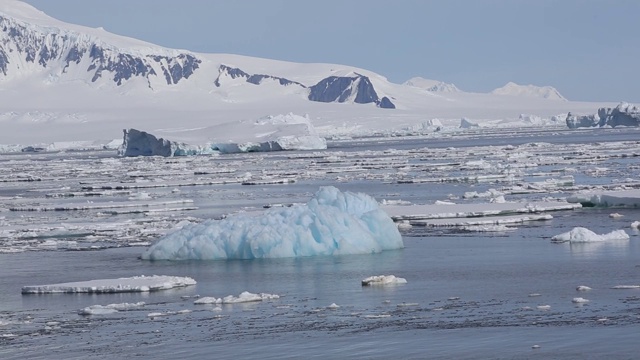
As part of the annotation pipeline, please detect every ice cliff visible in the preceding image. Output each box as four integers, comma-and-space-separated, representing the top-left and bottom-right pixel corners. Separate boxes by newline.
119, 113, 327, 157
141, 186, 404, 260
566, 102, 640, 129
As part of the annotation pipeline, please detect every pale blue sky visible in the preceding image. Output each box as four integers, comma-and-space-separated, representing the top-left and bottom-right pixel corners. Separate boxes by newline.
23, 0, 640, 102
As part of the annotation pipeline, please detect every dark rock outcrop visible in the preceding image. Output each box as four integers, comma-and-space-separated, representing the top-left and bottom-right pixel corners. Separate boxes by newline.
214, 64, 304, 88
308, 74, 395, 109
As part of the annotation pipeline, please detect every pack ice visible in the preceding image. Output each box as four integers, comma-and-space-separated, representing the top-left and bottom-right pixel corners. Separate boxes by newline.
141, 186, 403, 260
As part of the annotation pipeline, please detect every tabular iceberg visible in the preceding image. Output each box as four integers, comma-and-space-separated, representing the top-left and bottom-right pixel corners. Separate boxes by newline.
141, 186, 403, 260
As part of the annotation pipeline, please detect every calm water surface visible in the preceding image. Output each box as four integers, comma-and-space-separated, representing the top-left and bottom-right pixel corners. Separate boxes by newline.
1, 207, 639, 359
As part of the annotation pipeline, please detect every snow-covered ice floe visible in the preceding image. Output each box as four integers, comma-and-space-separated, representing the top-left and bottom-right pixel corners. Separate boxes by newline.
21, 275, 196, 294
551, 227, 629, 243
361, 275, 407, 286
568, 189, 640, 207
194, 291, 280, 305
119, 113, 327, 157
79, 302, 146, 315
141, 186, 403, 260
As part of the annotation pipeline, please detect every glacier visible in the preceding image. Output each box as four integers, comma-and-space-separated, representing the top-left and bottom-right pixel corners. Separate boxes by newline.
141, 186, 404, 260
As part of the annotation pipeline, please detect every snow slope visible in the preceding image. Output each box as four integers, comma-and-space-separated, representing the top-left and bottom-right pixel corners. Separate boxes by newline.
491, 82, 567, 101
0, 0, 613, 150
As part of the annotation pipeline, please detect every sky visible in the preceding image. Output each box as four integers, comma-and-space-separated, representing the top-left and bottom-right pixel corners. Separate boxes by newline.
21, 0, 640, 102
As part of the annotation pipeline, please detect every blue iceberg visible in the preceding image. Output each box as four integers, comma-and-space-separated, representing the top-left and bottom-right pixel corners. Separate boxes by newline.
141, 187, 403, 260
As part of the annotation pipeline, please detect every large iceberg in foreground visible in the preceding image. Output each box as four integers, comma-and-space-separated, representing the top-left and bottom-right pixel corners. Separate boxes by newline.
141, 186, 403, 260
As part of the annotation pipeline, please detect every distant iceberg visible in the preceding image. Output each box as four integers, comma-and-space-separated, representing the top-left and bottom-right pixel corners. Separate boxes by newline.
566, 102, 640, 129
141, 186, 404, 260
119, 113, 327, 157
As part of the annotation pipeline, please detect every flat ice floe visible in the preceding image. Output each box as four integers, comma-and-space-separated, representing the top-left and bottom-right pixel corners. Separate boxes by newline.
194, 291, 280, 305
141, 186, 403, 260
551, 227, 629, 243
568, 189, 640, 207
361, 275, 407, 286
21, 275, 196, 294
79, 302, 146, 315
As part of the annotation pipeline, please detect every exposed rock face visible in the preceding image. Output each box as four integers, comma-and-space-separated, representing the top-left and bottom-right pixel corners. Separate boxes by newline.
308, 74, 395, 109
566, 103, 640, 129
0, 14, 201, 87
214, 64, 304, 88
119, 129, 179, 157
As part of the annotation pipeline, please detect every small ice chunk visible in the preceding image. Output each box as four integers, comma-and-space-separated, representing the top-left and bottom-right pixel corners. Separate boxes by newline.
572, 297, 589, 303
194, 297, 222, 305
609, 213, 624, 219
79, 302, 145, 315
537, 305, 551, 310
361, 275, 407, 286
327, 303, 340, 309
611, 285, 640, 289
551, 227, 629, 243
528, 293, 541, 297
576, 286, 592, 291
631, 221, 640, 229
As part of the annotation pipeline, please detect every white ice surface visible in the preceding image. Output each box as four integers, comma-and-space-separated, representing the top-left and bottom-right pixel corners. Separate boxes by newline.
21, 275, 196, 294
568, 190, 640, 207
79, 302, 146, 315
0, 1, 614, 150
194, 291, 279, 305
551, 227, 629, 243
361, 275, 407, 286
141, 186, 403, 260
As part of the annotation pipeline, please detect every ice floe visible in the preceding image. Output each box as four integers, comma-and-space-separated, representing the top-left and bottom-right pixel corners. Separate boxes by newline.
79, 302, 146, 315
141, 186, 403, 260
194, 291, 280, 305
361, 275, 407, 286
572, 297, 589, 304
21, 275, 196, 294
551, 227, 629, 243
568, 189, 640, 207
576, 286, 592, 291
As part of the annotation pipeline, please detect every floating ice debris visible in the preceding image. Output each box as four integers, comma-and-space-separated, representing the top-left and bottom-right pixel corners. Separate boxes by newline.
362, 314, 391, 319
142, 186, 403, 260
195, 291, 279, 305
21, 275, 196, 294
609, 213, 624, 219
461, 225, 515, 232
397, 303, 419, 307
194, 297, 221, 305
551, 227, 629, 243
631, 221, 640, 229
537, 305, 551, 310
576, 286, 592, 291
79, 302, 146, 315
532, 345, 541, 349
572, 297, 589, 303
568, 189, 640, 207
361, 275, 407, 286
611, 285, 640, 289
327, 303, 340, 309
528, 293, 541, 297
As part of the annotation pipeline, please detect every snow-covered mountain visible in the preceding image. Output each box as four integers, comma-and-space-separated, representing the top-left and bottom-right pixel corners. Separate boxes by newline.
490, 82, 567, 101
403, 77, 460, 92
0, 0, 393, 108
0, 0, 610, 150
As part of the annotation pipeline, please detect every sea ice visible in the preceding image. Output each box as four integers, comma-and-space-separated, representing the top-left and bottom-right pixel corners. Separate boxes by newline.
572, 297, 589, 303
361, 275, 407, 286
21, 275, 196, 294
79, 302, 146, 315
551, 227, 629, 243
141, 186, 403, 260
567, 189, 640, 207
194, 291, 279, 305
